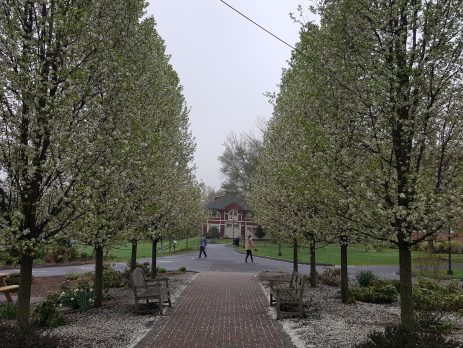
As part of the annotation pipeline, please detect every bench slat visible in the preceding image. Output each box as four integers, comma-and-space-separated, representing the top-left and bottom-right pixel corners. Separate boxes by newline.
0, 285, 19, 293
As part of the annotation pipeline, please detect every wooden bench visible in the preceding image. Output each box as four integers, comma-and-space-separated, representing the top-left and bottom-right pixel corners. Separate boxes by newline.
269, 271, 306, 319
131, 268, 171, 315
0, 273, 19, 303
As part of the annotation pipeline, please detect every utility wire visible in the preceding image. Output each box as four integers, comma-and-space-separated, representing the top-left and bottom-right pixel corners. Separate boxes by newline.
217, 0, 300, 53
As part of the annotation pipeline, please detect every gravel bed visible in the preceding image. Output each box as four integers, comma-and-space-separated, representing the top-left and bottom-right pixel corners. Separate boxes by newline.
258, 271, 401, 348
51, 272, 196, 348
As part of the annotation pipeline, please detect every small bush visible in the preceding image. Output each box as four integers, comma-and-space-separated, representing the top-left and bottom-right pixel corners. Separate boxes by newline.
369, 279, 400, 293
178, 266, 186, 272
102, 266, 125, 288
80, 252, 88, 259
207, 226, 220, 239
354, 325, 461, 348
414, 278, 463, 312
65, 272, 79, 281
58, 284, 94, 311
356, 270, 377, 287
0, 323, 69, 348
32, 293, 65, 328
157, 267, 167, 273
350, 283, 398, 304
320, 267, 341, 286
0, 303, 16, 320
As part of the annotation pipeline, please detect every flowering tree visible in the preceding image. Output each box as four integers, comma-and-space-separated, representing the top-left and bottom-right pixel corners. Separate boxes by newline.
249, 108, 328, 281
219, 132, 262, 195
0, 0, 147, 327
293, 0, 463, 324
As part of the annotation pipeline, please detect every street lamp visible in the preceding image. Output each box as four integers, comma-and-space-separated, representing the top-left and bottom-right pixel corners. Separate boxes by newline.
447, 228, 453, 276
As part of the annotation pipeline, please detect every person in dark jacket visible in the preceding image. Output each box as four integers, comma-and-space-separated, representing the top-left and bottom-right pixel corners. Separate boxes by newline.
199, 236, 207, 258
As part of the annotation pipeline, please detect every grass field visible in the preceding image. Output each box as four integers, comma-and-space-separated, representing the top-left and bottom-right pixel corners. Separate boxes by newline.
77, 236, 201, 262
232, 240, 463, 267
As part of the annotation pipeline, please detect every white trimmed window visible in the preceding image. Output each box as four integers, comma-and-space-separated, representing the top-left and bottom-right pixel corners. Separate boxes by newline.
229, 209, 238, 221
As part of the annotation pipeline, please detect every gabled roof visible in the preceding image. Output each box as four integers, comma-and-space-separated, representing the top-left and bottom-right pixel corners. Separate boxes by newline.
205, 193, 249, 211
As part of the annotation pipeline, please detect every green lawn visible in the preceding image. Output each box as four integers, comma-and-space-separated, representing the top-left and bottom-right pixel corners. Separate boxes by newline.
77, 236, 201, 262
235, 240, 463, 266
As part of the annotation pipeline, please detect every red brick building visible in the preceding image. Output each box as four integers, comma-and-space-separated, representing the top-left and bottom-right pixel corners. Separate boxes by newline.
203, 193, 258, 239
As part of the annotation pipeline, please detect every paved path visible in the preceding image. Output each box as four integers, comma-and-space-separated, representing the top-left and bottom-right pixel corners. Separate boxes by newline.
135, 272, 294, 348
0, 244, 401, 279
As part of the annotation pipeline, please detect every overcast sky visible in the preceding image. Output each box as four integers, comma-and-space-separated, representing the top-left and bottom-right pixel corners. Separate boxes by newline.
146, 1, 313, 189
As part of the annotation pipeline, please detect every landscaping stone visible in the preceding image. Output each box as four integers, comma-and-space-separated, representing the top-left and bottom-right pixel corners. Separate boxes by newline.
50, 273, 195, 348
258, 271, 463, 348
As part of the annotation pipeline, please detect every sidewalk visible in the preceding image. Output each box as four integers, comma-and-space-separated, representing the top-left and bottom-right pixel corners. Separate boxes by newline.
135, 272, 294, 348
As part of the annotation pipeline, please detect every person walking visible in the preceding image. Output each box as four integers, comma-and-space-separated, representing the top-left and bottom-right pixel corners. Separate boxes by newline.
199, 236, 207, 258
245, 235, 255, 263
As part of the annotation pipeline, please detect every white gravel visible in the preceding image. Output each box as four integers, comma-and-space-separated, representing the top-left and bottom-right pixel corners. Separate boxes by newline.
259, 271, 400, 348
259, 271, 463, 347
51, 273, 196, 348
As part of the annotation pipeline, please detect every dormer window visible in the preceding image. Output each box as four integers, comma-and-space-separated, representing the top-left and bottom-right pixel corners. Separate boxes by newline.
211, 210, 220, 218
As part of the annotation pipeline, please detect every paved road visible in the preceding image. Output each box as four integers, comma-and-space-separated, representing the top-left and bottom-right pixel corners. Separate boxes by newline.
1, 244, 400, 279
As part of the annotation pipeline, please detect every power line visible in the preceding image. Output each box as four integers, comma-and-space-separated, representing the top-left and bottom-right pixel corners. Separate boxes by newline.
217, 0, 299, 53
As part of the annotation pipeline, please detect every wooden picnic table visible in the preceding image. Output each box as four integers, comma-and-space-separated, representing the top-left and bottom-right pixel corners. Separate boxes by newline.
0, 273, 19, 303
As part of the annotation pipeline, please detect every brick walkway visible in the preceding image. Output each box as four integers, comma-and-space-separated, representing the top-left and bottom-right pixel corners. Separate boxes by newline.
135, 272, 295, 348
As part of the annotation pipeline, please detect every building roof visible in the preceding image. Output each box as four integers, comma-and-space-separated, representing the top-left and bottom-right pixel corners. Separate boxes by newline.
205, 193, 249, 211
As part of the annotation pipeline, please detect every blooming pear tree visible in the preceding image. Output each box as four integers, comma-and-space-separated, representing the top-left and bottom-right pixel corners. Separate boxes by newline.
0, 0, 147, 327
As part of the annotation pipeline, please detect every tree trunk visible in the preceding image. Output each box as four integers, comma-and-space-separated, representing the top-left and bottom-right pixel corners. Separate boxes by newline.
151, 239, 158, 279
130, 240, 138, 272
309, 238, 317, 287
426, 237, 434, 253
399, 244, 414, 327
94, 246, 104, 308
16, 253, 33, 329
340, 236, 349, 303
293, 238, 298, 272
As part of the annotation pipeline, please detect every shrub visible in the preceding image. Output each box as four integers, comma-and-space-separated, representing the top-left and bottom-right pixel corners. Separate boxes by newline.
32, 293, 65, 328
368, 279, 400, 293
0, 323, 69, 348
102, 265, 125, 288
207, 226, 220, 239
58, 284, 94, 311
354, 325, 461, 348
65, 272, 79, 281
413, 278, 463, 331
414, 278, 463, 312
80, 252, 88, 259
0, 303, 16, 320
83, 265, 126, 288
255, 226, 266, 239
355, 270, 377, 287
350, 283, 398, 304
319, 267, 341, 286
178, 266, 186, 272
157, 267, 167, 273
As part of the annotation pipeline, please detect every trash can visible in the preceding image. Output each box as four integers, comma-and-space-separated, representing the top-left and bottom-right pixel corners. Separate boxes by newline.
233, 238, 240, 246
